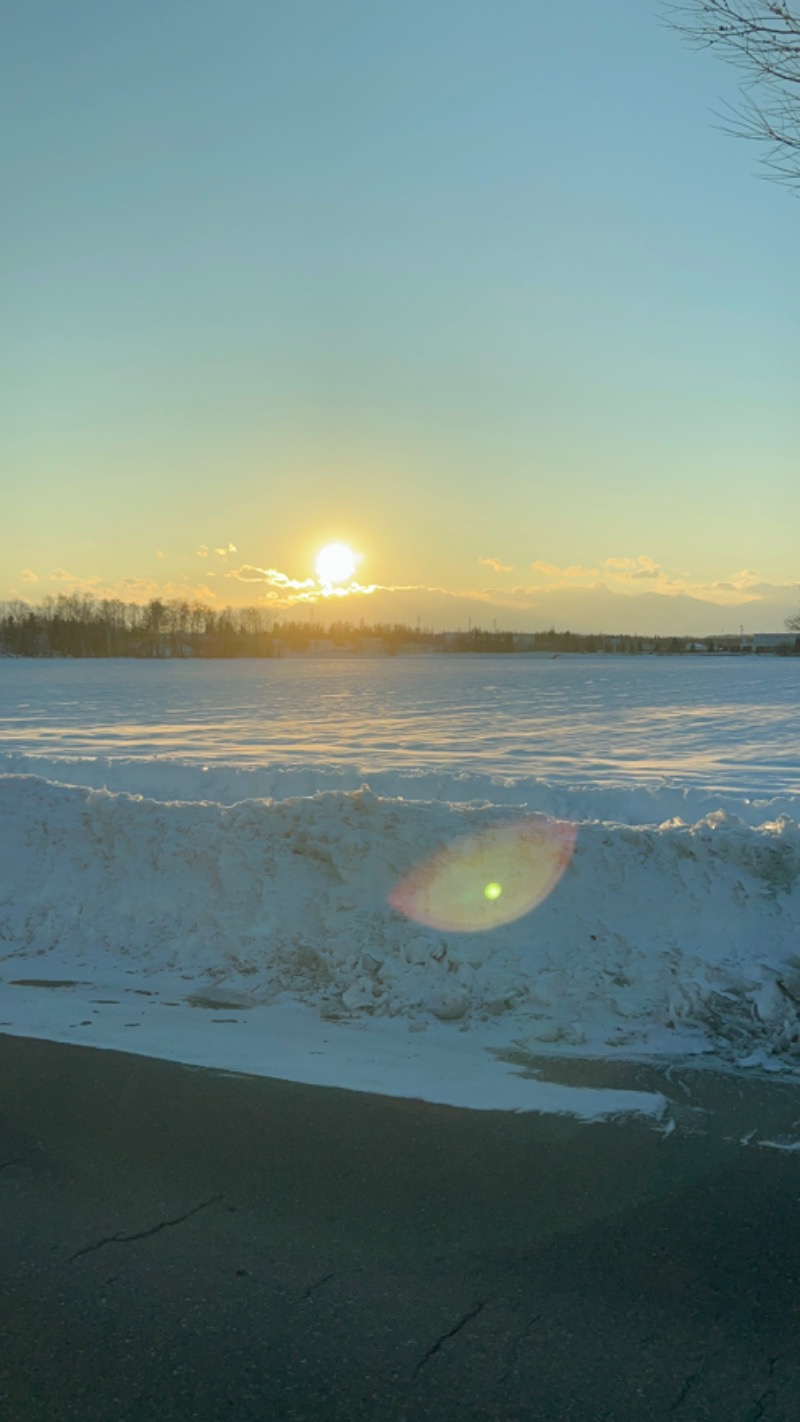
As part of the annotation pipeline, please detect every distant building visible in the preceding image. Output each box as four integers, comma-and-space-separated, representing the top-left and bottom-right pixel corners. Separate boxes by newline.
712, 632, 797, 654
751, 632, 798, 652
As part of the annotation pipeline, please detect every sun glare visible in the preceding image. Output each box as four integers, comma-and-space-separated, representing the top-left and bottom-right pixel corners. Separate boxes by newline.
316, 543, 357, 585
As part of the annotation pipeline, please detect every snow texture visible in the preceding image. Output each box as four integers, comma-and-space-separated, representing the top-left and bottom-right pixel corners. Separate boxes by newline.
2, 658, 800, 1116
2, 763, 800, 1071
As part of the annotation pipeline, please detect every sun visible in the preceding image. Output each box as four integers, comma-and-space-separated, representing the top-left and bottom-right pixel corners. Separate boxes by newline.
315, 542, 357, 585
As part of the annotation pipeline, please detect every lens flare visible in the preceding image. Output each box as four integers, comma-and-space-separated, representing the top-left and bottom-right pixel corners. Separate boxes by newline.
389, 817, 576, 933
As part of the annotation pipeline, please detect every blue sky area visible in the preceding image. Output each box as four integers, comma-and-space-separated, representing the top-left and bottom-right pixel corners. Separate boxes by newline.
2, 0, 798, 632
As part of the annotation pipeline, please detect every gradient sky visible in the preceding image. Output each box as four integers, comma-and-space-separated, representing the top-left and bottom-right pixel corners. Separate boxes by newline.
2, 0, 798, 633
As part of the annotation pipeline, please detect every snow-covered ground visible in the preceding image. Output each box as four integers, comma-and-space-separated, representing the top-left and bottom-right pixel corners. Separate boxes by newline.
2, 656, 800, 1120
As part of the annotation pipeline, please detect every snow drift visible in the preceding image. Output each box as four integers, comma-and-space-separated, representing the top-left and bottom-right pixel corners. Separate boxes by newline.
3, 765, 800, 1068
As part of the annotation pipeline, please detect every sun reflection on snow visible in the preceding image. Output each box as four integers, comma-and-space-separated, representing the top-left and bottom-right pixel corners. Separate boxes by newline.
389, 817, 576, 933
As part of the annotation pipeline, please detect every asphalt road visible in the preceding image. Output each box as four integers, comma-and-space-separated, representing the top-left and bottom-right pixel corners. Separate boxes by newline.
2, 1033, 800, 1421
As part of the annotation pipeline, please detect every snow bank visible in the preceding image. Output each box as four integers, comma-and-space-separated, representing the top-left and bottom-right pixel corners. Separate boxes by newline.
3, 768, 800, 1072
3, 752, 799, 826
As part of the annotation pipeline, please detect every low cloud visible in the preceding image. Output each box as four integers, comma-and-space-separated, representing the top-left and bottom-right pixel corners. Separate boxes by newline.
11, 551, 798, 635
196, 545, 208, 558
522, 555, 777, 606
49, 568, 103, 588
224, 563, 393, 609
226, 564, 317, 591
712, 569, 766, 593
155, 550, 167, 560
25, 572, 219, 606
161, 580, 217, 602
214, 543, 237, 557
528, 556, 663, 590
529, 560, 600, 588
598, 558, 773, 604
113, 576, 162, 599
602, 554, 663, 582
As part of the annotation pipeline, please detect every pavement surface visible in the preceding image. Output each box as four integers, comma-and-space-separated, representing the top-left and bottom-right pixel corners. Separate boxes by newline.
2, 1032, 800, 1421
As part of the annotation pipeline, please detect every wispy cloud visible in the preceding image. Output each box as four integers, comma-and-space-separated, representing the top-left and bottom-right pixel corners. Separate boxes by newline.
711, 570, 764, 593
162, 580, 217, 601
107, 576, 216, 603
214, 543, 237, 557
155, 550, 167, 560
529, 560, 600, 588
196, 545, 208, 558
479, 556, 513, 573
29, 572, 219, 605
521, 555, 781, 606
50, 567, 103, 587
114, 576, 162, 599
20, 569, 39, 582
225, 563, 384, 609
226, 565, 317, 591
9, 553, 797, 635
602, 555, 661, 581
597, 556, 766, 602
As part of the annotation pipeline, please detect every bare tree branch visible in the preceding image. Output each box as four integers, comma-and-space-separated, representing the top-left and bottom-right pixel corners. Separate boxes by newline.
661, 1, 800, 188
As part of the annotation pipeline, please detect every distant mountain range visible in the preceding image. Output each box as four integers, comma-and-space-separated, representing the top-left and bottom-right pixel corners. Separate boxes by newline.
354, 582, 800, 637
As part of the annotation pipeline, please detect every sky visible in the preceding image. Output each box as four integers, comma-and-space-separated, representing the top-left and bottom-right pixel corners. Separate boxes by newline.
2, 0, 798, 635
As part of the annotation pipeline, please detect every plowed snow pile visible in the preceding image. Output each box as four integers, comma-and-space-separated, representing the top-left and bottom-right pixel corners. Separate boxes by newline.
3, 759, 800, 1073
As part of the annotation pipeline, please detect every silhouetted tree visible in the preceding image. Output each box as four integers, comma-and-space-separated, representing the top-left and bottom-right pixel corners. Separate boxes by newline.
664, 1, 800, 188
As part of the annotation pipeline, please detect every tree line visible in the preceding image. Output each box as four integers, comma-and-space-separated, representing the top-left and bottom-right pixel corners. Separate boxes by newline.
3, 595, 798, 658
0, 594, 277, 659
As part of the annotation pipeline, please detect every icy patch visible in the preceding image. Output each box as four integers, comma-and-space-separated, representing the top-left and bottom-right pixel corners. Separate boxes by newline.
0, 978, 666, 1118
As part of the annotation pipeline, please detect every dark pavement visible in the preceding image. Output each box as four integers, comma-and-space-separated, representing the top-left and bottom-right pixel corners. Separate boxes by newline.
2, 1033, 800, 1421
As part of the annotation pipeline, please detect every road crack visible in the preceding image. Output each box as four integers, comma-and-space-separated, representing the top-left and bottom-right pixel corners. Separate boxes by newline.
749, 1356, 783, 1420
497, 1312, 543, 1388
302, 1271, 334, 1300
289, 1271, 335, 1304
69, 1194, 225, 1262
669, 1367, 703, 1411
415, 1301, 486, 1374
750, 1389, 776, 1421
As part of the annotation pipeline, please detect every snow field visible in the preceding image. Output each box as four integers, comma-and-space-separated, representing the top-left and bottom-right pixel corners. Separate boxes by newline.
2, 766, 800, 1072
3, 653, 800, 1116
